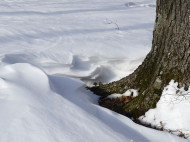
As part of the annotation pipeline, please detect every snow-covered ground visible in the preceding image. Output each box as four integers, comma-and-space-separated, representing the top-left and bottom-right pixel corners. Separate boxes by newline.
0, 0, 188, 141
140, 80, 190, 139
0, 0, 155, 84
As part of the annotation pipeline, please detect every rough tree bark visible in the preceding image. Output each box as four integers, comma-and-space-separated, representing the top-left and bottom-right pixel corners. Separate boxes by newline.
89, 0, 190, 118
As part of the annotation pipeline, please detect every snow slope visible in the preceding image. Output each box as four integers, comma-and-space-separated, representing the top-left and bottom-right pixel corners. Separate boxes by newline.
0, 63, 186, 142
0, 0, 187, 141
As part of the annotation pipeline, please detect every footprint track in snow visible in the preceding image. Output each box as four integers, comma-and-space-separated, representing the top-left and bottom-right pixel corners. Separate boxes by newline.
125, 2, 156, 8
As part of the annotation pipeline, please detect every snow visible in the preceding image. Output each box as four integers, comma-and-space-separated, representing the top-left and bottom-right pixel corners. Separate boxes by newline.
0, 64, 186, 142
0, 0, 155, 84
0, 0, 188, 141
107, 89, 139, 99
140, 80, 190, 139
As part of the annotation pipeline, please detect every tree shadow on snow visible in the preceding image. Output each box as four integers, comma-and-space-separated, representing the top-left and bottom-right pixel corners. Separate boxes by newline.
0, 23, 153, 44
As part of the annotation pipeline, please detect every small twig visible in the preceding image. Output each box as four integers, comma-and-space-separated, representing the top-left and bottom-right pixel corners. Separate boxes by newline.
104, 19, 120, 30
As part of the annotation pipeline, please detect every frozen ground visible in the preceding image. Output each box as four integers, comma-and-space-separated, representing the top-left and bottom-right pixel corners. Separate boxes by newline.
0, 0, 188, 142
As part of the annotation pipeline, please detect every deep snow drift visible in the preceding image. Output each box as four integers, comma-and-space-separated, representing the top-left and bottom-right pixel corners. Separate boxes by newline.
0, 0, 188, 141
0, 63, 185, 142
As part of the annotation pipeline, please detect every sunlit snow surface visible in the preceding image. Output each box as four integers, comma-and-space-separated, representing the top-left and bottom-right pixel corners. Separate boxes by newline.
140, 80, 190, 139
0, 0, 155, 84
0, 0, 187, 142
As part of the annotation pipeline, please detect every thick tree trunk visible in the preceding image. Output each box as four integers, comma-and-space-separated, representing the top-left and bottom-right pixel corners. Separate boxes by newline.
89, 0, 190, 118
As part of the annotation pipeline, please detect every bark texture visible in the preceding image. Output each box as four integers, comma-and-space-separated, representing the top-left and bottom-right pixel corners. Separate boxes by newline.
90, 0, 190, 118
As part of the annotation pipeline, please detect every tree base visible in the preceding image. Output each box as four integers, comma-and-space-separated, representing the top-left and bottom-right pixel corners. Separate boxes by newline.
89, 84, 160, 118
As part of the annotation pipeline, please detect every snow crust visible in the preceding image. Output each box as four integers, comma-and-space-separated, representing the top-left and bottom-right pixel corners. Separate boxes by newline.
0, 0, 187, 141
108, 89, 138, 99
140, 80, 190, 139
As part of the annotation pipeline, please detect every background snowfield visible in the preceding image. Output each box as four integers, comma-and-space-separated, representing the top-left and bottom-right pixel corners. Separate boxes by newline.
0, 0, 188, 142
0, 0, 155, 83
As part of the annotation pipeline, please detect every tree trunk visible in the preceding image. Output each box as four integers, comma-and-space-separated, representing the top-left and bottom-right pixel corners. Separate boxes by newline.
89, 0, 190, 118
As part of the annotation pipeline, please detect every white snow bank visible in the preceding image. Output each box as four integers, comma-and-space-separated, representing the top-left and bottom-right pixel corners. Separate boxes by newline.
0, 63, 185, 142
140, 80, 190, 139
107, 89, 139, 99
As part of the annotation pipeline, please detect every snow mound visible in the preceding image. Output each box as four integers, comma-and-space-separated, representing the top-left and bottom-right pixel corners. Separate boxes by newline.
0, 64, 185, 142
107, 89, 138, 99
140, 80, 190, 139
